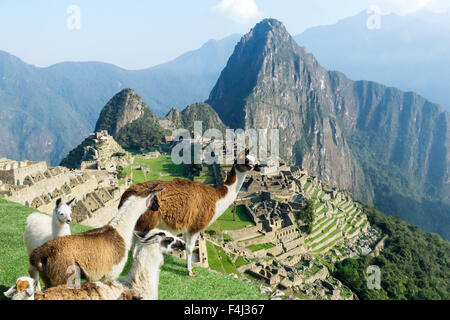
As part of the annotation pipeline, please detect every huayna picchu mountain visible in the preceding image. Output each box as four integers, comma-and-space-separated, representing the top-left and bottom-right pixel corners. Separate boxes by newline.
94, 88, 167, 152
63, 90, 229, 164
207, 19, 450, 239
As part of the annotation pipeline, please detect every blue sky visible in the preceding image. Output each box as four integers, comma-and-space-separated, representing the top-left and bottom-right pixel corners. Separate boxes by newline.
0, 0, 449, 69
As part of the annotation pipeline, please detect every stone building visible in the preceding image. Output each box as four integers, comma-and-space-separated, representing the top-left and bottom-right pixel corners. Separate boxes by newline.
0, 157, 125, 227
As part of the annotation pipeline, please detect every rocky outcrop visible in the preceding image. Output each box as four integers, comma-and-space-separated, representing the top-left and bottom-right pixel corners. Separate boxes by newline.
161, 102, 228, 134
94, 89, 167, 152
95, 88, 149, 137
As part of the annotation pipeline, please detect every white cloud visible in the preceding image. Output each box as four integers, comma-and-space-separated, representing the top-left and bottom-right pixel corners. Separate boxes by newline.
213, 0, 262, 24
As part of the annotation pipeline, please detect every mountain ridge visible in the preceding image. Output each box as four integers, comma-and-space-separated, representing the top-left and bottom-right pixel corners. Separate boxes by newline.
0, 34, 241, 165
294, 10, 450, 112
207, 18, 450, 239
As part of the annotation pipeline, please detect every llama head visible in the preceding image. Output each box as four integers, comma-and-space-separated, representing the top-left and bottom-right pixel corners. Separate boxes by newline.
235, 148, 267, 173
4, 277, 35, 300
134, 229, 186, 254
55, 198, 75, 224
143, 185, 165, 211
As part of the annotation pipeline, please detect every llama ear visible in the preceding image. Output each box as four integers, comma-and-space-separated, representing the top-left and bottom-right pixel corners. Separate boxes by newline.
66, 198, 76, 207
56, 198, 62, 207
146, 188, 165, 208
151, 188, 165, 196
146, 183, 159, 190
3, 286, 16, 299
134, 231, 148, 241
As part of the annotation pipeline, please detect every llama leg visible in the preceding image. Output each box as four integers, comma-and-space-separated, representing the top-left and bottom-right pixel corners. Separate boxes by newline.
28, 265, 41, 291
131, 235, 139, 258
184, 232, 199, 277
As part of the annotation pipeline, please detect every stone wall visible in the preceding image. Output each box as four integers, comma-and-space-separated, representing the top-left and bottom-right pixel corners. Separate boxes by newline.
0, 161, 47, 185
227, 225, 261, 242
74, 187, 125, 228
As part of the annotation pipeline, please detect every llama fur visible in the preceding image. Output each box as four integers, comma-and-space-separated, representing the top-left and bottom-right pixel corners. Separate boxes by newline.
5, 229, 185, 300
120, 150, 264, 276
29, 185, 164, 288
24, 198, 75, 291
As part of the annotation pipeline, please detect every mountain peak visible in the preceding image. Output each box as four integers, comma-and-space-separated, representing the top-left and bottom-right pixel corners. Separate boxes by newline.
255, 18, 285, 30
207, 18, 319, 129
241, 18, 292, 47
94, 89, 150, 137
117, 88, 136, 96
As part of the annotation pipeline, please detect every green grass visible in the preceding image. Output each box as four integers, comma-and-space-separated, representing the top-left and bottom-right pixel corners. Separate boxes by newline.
310, 228, 341, 249
303, 265, 321, 277
313, 232, 342, 252
123, 154, 190, 185
158, 255, 266, 300
313, 202, 324, 210
206, 241, 239, 275
311, 188, 320, 198
0, 199, 91, 298
316, 207, 329, 216
0, 199, 266, 300
207, 205, 254, 233
234, 256, 249, 268
310, 217, 333, 235
304, 181, 312, 191
307, 219, 337, 244
246, 243, 276, 252
312, 215, 328, 227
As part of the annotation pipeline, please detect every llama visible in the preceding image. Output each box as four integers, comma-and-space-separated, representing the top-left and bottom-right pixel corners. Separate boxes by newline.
5, 229, 185, 300
119, 149, 265, 276
29, 184, 164, 288
24, 198, 75, 291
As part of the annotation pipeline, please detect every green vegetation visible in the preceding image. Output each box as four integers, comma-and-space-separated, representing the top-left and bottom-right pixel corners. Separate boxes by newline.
111, 152, 126, 158
306, 219, 337, 244
207, 205, 254, 233
333, 204, 450, 300
246, 243, 275, 252
0, 199, 91, 296
116, 165, 126, 180
206, 241, 239, 275
59, 136, 97, 169
122, 154, 190, 186
0, 199, 265, 300
158, 254, 265, 300
304, 265, 321, 278
234, 256, 249, 268
116, 109, 168, 152
293, 199, 315, 234
169, 102, 228, 135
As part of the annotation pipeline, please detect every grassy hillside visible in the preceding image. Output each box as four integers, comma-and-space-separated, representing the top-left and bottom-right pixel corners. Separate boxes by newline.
0, 199, 90, 297
0, 198, 266, 300
207, 205, 254, 234
119, 154, 190, 186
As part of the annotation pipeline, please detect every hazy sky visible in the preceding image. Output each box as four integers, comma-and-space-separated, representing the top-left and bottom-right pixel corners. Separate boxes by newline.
0, 0, 449, 69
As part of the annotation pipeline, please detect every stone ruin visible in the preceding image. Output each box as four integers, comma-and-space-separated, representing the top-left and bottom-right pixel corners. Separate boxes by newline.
0, 158, 124, 226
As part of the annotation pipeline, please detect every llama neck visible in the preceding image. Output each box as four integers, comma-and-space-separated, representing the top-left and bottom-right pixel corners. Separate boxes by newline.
110, 196, 148, 250
212, 166, 248, 223
227, 166, 248, 195
51, 210, 70, 238
122, 245, 162, 300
